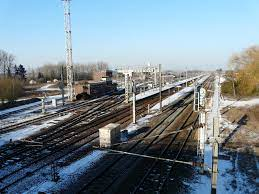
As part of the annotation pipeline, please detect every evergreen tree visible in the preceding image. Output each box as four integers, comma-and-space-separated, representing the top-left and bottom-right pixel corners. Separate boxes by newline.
17, 64, 26, 80
14, 64, 19, 77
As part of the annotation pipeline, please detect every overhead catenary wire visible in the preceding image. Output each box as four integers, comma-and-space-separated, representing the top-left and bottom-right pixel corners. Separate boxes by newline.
93, 146, 208, 168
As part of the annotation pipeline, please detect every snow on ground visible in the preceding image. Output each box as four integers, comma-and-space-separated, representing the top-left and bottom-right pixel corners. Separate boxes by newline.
221, 98, 259, 108
131, 75, 204, 101
22, 150, 106, 194
0, 101, 42, 116
36, 84, 62, 92
0, 94, 68, 119
219, 76, 226, 84
122, 114, 156, 134
191, 150, 257, 194
0, 113, 72, 147
151, 87, 193, 111
0, 99, 70, 129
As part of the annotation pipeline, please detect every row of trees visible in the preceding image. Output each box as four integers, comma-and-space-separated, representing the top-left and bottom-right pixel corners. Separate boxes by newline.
0, 49, 15, 77
30, 62, 108, 83
222, 46, 259, 97
0, 50, 26, 103
0, 49, 27, 80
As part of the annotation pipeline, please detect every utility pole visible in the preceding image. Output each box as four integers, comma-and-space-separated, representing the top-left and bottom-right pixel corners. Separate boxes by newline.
60, 66, 65, 106
41, 93, 46, 114
125, 74, 129, 103
132, 80, 136, 124
185, 67, 188, 87
154, 69, 157, 88
211, 74, 220, 194
62, 0, 74, 101
159, 64, 162, 112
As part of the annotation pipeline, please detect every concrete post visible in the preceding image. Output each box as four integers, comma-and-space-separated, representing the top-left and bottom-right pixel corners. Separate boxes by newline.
132, 81, 136, 124
211, 141, 218, 194
42, 98, 46, 114
186, 70, 188, 87
61, 66, 65, 106
147, 104, 150, 114
198, 111, 206, 173
52, 99, 57, 107
154, 71, 157, 88
159, 64, 162, 112
125, 74, 129, 103
211, 117, 219, 194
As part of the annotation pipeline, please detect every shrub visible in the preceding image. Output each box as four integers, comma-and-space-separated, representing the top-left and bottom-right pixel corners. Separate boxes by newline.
0, 78, 24, 103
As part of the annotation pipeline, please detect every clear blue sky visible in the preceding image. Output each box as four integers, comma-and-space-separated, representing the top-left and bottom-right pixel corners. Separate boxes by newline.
1, 0, 259, 71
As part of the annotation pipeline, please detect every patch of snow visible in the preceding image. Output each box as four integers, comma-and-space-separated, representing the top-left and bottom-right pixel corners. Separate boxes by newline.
123, 114, 155, 134
219, 76, 226, 84
0, 113, 72, 147
151, 86, 193, 111
221, 98, 259, 108
0, 101, 42, 116
23, 150, 106, 194
36, 84, 61, 92
191, 148, 257, 194
0, 95, 68, 118
221, 118, 238, 132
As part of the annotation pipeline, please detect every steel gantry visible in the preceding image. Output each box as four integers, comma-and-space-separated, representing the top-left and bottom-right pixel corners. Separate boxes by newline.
62, 0, 74, 101
116, 65, 159, 103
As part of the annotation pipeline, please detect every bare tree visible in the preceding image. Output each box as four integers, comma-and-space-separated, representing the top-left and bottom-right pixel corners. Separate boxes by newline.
0, 50, 16, 77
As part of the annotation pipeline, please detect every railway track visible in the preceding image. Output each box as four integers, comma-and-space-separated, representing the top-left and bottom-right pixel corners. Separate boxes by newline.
77, 95, 194, 194
0, 75, 212, 193
0, 89, 171, 192
77, 77, 213, 194
0, 95, 116, 134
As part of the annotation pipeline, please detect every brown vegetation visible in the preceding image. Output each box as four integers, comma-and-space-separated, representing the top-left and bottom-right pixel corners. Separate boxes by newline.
0, 78, 24, 103
222, 46, 259, 97
221, 105, 259, 149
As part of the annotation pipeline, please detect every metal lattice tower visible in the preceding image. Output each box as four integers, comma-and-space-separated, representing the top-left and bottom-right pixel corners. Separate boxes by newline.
63, 0, 74, 101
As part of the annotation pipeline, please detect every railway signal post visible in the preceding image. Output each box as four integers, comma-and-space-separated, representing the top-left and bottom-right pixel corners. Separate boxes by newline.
194, 82, 206, 173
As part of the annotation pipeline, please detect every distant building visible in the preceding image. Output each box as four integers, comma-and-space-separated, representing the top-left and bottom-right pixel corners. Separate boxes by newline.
93, 70, 113, 81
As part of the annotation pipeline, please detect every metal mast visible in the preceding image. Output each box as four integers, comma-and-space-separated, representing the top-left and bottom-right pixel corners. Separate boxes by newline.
63, 0, 74, 101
